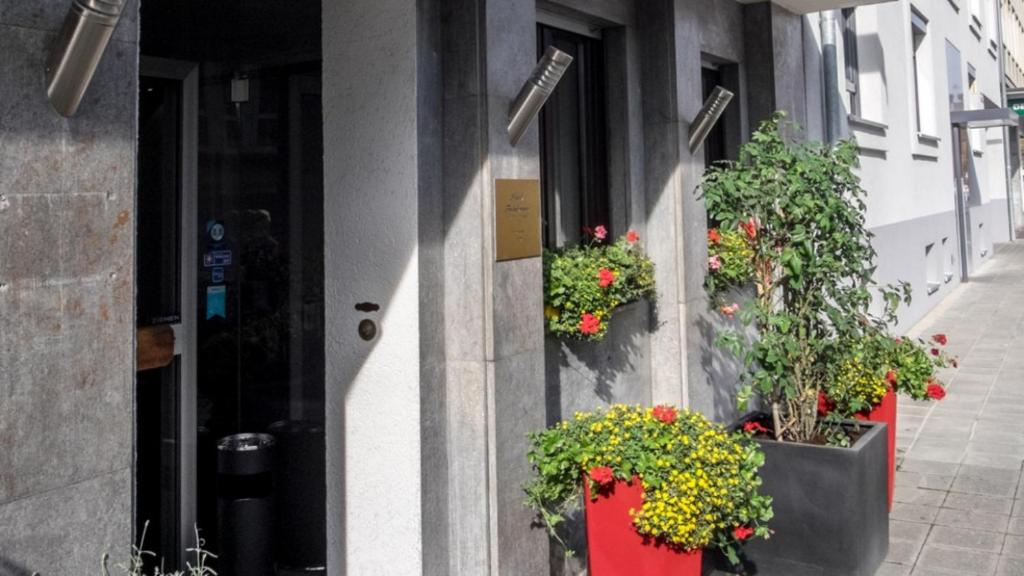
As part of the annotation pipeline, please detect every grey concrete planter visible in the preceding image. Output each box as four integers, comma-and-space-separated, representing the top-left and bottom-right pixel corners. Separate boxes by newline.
735, 417, 889, 576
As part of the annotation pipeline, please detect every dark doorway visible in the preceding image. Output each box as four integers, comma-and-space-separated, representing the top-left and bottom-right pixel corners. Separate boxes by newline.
137, 2, 325, 574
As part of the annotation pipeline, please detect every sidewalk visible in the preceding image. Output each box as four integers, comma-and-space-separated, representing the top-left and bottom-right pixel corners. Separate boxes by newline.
879, 243, 1024, 576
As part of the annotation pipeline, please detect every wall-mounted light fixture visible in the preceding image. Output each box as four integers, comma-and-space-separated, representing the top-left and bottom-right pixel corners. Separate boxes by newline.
688, 86, 735, 154
45, 0, 126, 117
507, 46, 573, 146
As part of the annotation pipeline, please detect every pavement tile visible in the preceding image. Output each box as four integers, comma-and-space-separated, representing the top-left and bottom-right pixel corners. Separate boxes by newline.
887, 539, 926, 564
900, 459, 961, 476
996, 555, 1024, 576
891, 519, 933, 545
914, 544, 999, 575
1009, 518, 1024, 536
963, 453, 1024, 470
951, 475, 1019, 498
1003, 534, 1024, 557
920, 474, 956, 491
876, 563, 913, 576
934, 508, 1010, 532
942, 493, 1014, 515
896, 487, 947, 507
925, 526, 1004, 552
893, 503, 941, 524
1013, 500, 1024, 517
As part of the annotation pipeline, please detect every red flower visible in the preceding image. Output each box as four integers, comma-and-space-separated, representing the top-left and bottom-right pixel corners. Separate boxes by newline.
817, 391, 833, 416
931, 348, 940, 356
932, 333, 948, 346
926, 381, 946, 400
894, 337, 903, 344
733, 526, 755, 541
740, 218, 758, 240
885, 370, 898, 389
708, 229, 722, 244
743, 421, 769, 435
626, 230, 640, 244
709, 255, 722, 271
652, 405, 678, 424
589, 466, 615, 486
579, 313, 601, 335
720, 303, 740, 318
594, 225, 608, 241
598, 268, 617, 288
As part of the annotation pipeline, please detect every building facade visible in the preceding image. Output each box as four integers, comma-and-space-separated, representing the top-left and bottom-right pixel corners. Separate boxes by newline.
0, 0, 1015, 575
827, 0, 1015, 328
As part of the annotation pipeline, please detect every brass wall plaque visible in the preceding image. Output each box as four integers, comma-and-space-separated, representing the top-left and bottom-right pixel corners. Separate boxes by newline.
495, 179, 542, 262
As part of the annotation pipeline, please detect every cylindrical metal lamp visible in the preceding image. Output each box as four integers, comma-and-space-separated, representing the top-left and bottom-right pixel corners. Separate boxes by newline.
507, 46, 574, 146
45, 0, 126, 117
688, 86, 735, 154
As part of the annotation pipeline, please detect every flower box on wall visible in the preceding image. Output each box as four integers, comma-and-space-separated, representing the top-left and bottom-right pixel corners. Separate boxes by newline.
736, 417, 888, 576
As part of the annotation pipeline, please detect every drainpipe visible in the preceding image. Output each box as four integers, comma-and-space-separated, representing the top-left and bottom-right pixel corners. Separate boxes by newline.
821, 10, 842, 144
996, 0, 1017, 241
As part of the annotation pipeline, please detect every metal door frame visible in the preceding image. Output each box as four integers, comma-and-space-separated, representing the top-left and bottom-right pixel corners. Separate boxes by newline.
139, 56, 198, 563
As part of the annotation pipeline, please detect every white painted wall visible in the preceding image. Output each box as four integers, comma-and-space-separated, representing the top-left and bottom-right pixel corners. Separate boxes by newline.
323, 1, 423, 574
808, 0, 1012, 326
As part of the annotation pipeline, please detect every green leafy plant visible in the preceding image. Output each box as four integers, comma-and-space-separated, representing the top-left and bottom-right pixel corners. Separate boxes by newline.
543, 227, 656, 341
706, 227, 756, 297
702, 113, 912, 443
822, 330, 953, 411
524, 404, 772, 563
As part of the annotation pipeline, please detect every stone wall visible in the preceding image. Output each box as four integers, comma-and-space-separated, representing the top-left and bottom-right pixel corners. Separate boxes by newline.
0, 0, 138, 572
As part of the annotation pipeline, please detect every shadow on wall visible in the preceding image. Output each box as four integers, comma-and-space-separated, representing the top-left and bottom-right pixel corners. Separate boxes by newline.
0, 556, 36, 576
698, 285, 759, 424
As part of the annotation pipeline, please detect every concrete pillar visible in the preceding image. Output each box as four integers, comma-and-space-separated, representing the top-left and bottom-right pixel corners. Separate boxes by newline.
436, 0, 549, 573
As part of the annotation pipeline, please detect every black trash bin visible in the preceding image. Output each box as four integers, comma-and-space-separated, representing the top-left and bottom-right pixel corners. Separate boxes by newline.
217, 433, 276, 576
268, 420, 326, 572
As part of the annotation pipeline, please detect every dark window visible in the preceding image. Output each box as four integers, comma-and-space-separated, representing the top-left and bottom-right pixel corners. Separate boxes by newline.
702, 66, 728, 166
538, 24, 609, 247
842, 8, 860, 117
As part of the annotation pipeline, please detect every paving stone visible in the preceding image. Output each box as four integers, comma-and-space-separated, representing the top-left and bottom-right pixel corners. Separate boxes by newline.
968, 443, 1024, 458
900, 459, 961, 476
1003, 534, 1024, 557
920, 474, 957, 491
951, 475, 1019, 498
1009, 518, 1024, 536
896, 487, 947, 507
942, 493, 1014, 515
1013, 500, 1024, 517
891, 519, 933, 544
876, 562, 913, 576
934, 508, 1010, 532
963, 453, 1024, 471
925, 526, 1004, 552
887, 538, 926, 564
996, 554, 1024, 576
914, 544, 999, 575
893, 503, 941, 524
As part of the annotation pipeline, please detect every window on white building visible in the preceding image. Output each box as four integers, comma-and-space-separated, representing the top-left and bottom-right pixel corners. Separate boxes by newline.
842, 8, 861, 117
911, 8, 934, 135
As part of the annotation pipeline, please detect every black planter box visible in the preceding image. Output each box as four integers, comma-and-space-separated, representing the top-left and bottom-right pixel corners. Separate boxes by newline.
735, 417, 889, 576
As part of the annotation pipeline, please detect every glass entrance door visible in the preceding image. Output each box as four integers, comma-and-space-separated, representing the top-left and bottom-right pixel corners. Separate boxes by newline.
137, 2, 325, 574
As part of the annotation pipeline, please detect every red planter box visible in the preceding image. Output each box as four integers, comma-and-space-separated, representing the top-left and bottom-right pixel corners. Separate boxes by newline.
855, 389, 896, 511
583, 477, 702, 576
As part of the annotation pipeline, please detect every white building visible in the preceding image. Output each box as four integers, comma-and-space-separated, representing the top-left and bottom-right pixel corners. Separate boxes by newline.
819, 0, 1017, 327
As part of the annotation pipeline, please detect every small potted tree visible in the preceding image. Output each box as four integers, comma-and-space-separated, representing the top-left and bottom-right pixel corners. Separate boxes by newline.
702, 114, 907, 575
524, 404, 772, 576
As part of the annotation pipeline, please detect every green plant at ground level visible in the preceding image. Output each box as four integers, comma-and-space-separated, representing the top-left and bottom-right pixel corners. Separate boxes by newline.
702, 113, 912, 443
543, 229, 656, 341
102, 522, 216, 576
525, 404, 772, 562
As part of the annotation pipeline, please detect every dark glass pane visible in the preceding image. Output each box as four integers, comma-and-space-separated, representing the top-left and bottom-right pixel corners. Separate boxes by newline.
135, 358, 181, 569
138, 76, 182, 327
538, 25, 609, 247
